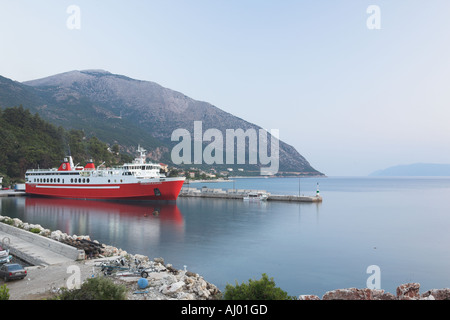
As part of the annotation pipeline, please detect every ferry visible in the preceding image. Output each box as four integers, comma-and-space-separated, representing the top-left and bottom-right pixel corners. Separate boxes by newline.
25, 146, 185, 201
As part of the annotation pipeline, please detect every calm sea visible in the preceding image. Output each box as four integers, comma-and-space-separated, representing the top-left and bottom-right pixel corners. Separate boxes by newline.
1, 176, 450, 297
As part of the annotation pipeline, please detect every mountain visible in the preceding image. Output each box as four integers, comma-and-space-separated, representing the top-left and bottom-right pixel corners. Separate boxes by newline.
370, 163, 450, 176
0, 70, 323, 176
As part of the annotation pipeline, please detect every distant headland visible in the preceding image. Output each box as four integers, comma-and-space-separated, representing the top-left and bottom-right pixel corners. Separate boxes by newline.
370, 163, 450, 177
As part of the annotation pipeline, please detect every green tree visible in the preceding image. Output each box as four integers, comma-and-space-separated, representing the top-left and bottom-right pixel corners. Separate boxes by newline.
224, 273, 296, 300
0, 106, 137, 181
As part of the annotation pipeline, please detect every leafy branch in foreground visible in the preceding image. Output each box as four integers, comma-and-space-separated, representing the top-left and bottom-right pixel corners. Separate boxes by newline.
224, 273, 297, 300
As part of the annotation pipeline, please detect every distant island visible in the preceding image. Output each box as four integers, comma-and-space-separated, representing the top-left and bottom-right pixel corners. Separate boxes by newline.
370, 163, 450, 176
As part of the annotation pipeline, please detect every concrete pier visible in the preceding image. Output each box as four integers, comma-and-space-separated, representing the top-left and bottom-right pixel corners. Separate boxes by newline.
0, 190, 26, 197
0, 222, 84, 266
180, 187, 322, 202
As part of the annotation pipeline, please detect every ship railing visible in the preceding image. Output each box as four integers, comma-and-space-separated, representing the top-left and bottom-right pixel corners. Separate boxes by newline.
26, 168, 59, 173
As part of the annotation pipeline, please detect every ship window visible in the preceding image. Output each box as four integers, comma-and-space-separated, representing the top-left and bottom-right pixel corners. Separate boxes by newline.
71, 178, 73, 183
83, 178, 85, 183
87, 178, 90, 183
154, 188, 161, 196
108, 179, 110, 183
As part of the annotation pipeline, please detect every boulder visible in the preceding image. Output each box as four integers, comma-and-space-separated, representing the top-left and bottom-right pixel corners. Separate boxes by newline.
50, 230, 64, 241
166, 263, 179, 274
322, 288, 375, 300
12, 218, 23, 228
396, 283, 420, 300
159, 281, 185, 295
372, 289, 396, 300
421, 288, 450, 300
40, 228, 51, 237
186, 271, 198, 278
134, 254, 149, 263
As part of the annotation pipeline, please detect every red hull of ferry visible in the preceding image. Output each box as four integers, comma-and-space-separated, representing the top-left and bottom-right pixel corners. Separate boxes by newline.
25, 179, 185, 201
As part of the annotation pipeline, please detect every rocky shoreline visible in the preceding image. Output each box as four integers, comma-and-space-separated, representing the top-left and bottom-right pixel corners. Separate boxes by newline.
300, 283, 450, 300
1, 215, 450, 300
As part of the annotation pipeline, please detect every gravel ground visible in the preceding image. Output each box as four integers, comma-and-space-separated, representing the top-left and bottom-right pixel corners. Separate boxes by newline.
1, 260, 97, 300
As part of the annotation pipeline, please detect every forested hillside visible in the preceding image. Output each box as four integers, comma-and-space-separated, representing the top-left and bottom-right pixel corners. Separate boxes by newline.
0, 106, 132, 186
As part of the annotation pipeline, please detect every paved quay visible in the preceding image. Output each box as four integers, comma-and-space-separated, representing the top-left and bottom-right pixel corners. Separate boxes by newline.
0, 190, 26, 197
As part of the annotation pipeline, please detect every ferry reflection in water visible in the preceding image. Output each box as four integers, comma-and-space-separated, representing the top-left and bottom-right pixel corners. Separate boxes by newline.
22, 197, 185, 252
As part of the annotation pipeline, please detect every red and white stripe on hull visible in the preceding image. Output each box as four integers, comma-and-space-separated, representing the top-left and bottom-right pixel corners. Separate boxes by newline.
25, 178, 185, 201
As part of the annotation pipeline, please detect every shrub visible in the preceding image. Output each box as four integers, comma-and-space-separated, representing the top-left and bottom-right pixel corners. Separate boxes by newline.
30, 228, 41, 234
224, 273, 296, 300
0, 284, 10, 300
57, 276, 127, 300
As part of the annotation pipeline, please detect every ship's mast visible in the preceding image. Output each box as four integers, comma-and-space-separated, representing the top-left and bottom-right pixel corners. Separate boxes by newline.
136, 145, 147, 164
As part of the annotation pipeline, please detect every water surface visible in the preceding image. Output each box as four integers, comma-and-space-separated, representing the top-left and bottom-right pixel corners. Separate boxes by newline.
1, 176, 450, 297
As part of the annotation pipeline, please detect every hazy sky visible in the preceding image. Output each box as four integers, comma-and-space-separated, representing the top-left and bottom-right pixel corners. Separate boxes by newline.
1, 0, 449, 176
